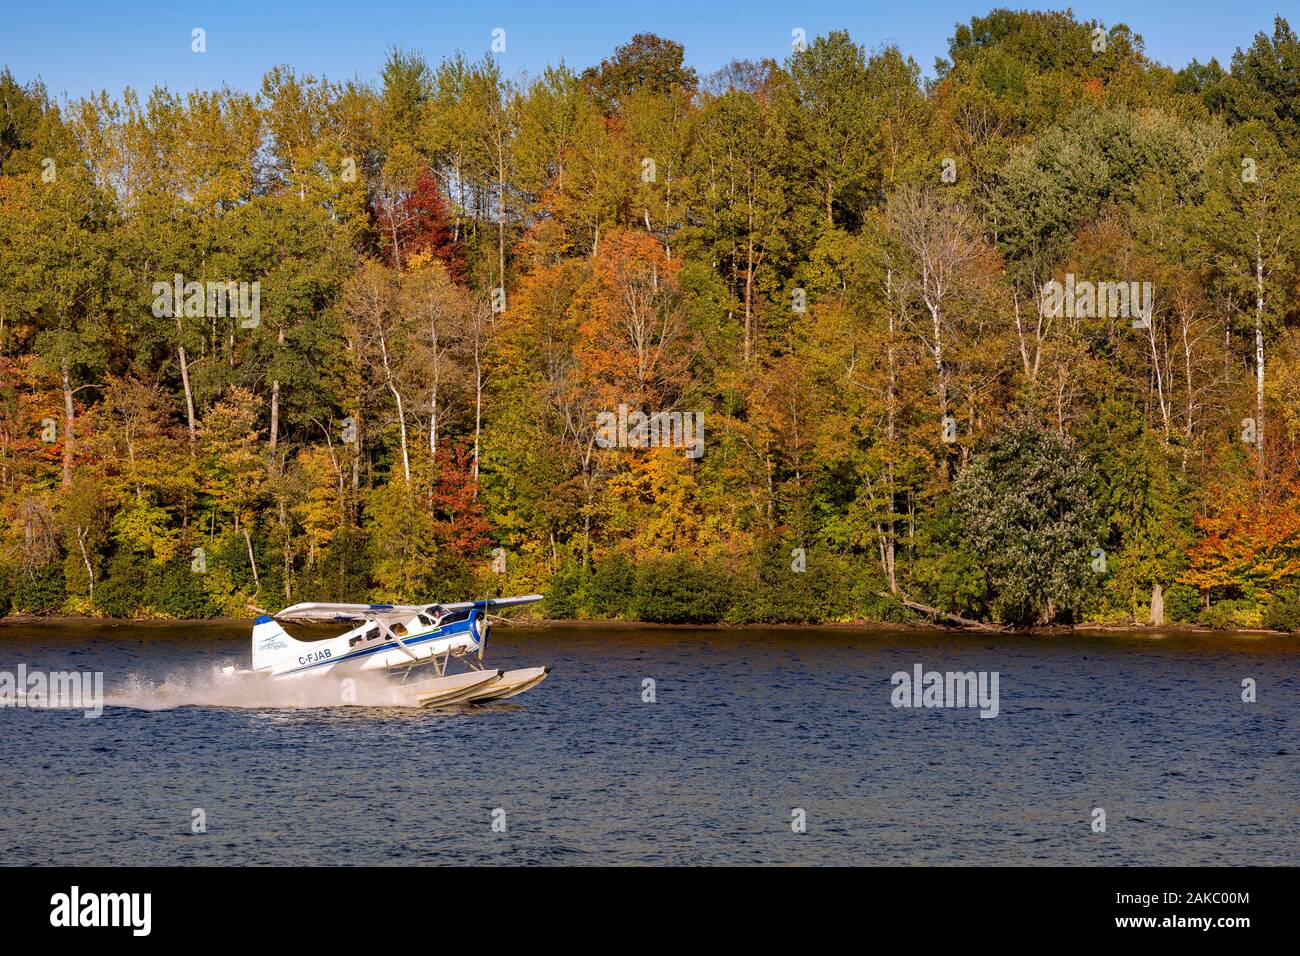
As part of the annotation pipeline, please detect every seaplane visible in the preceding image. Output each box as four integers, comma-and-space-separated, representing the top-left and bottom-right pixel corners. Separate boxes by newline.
229, 595, 550, 708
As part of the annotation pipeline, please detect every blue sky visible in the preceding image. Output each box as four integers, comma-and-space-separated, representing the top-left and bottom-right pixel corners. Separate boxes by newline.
0, 1, 1291, 101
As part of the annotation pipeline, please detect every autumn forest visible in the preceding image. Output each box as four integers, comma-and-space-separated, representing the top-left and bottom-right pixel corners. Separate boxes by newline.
2, 10, 1300, 629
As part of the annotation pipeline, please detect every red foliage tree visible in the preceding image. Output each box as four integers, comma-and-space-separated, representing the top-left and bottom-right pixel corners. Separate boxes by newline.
428, 442, 489, 560
374, 168, 467, 282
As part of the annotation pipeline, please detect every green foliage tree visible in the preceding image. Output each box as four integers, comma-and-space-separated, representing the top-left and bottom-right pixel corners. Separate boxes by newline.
954, 422, 1101, 624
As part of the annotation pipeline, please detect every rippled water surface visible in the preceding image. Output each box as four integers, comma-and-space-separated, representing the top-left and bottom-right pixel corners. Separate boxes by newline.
1, 621, 1296, 865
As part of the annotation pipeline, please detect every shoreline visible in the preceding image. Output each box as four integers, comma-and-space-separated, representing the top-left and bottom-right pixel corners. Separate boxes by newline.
0, 614, 1290, 637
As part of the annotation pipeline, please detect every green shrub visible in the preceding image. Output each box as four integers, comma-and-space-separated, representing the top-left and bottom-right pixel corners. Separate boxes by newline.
584, 553, 636, 619
542, 560, 583, 619
730, 543, 809, 623
632, 555, 733, 624
0, 564, 14, 616
1262, 588, 1300, 633
312, 526, 372, 603
908, 550, 990, 621
10, 563, 66, 614
1198, 599, 1259, 630
852, 584, 915, 624
730, 542, 864, 623
1163, 582, 1200, 624
94, 551, 221, 619
94, 552, 148, 617
144, 558, 221, 619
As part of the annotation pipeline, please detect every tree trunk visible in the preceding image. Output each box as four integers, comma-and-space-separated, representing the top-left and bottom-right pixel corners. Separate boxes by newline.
77, 526, 94, 599
885, 277, 899, 594
472, 339, 483, 492
744, 186, 755, 363
279, 498, 291, 603
928, 301, 948, 417
388, 194, 402, 269
581, 500, 592, 570
496, 135, 507, 293
60, 358, 75, 488
243, 525, 260, 593
887, 591, 1005, 630
1254, 248, 1265, 483
744, 238, 754, 364
1149, 583, 1165, 627
429, 319, 440, 459
378, 330, 410, 486
177, 344, 197, 452
270, 379, 281, 458
269, 328, 284, 463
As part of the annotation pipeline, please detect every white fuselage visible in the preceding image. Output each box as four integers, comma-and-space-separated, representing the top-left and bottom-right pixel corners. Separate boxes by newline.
254, 612, 482, 679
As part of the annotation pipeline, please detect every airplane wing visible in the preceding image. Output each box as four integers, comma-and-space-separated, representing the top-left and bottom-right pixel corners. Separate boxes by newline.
273, 595, 543, 623
442, 594, 545, 613
274, 602, 426, 623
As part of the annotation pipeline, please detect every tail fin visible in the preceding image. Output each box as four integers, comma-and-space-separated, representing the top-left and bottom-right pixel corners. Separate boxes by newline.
251, 615, 303, 672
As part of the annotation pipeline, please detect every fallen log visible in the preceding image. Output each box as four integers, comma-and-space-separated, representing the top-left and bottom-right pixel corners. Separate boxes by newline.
880, 592, 1008, 631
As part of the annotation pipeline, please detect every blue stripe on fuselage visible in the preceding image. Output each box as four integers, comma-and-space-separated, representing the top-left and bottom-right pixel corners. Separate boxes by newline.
275, 620, 475, 676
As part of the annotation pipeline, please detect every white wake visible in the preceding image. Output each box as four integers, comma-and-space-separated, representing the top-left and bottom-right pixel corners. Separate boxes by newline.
106, 665, 424, 711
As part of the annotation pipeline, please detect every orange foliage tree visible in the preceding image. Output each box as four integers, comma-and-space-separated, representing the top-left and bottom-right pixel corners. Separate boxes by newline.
1181, 478, 1300, 598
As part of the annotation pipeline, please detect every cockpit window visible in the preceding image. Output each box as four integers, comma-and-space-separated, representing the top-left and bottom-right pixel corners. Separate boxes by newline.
348, 625, 382, 647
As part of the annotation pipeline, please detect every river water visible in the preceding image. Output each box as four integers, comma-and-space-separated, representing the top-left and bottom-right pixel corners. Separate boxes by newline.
1, 621, 1295, 865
